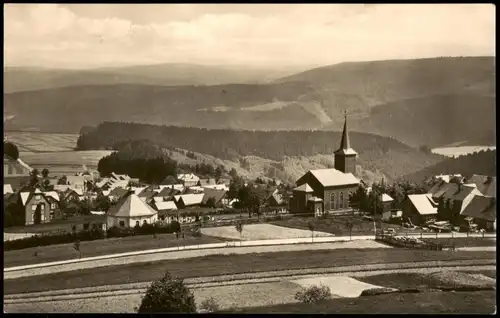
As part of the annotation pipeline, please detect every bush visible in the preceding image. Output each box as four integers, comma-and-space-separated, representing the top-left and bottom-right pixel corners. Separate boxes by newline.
4, 228, 105, 251
294, 284, 332, 304
199, 297, 220, 313
138, 271, 197, 313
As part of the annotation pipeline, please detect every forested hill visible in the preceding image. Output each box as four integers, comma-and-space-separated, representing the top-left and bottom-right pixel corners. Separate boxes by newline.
401, 149, 496, 183
77, 122, 445, 180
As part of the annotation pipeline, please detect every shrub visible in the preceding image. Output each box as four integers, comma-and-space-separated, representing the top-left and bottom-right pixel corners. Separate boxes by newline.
137, 271, 197, 313
199, 297, 220, 313
294, 284, 332, 303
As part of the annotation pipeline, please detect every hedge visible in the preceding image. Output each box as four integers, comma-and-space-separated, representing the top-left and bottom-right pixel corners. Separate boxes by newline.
4, 229, 106, 251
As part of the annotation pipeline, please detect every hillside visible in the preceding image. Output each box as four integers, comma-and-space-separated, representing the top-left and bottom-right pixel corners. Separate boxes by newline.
3, 64, 305, 93
401, 149, 496, 183
4, 57, 495, 147
347, 94, 496, 148
76, 122, 445, 181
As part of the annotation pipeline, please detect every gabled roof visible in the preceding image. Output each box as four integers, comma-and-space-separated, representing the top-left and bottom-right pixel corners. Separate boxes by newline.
177, 193, 205, 206
96, 178, 110, 188
452, 186, 476, 201
138, 189, 158, 199
44, 191, 60, 202
177, 173, 200, 182
202, 188, 227, 205
198, 178, 217, 186
66, 176, 85, 185
108, 187, 130, 199
460, 195, 496, 222
293, 183, 314, 193
380, 193, 394, 202
160, 175, 178, 185
308, 169, 359, 187
155, 201, 178, 211
107, 193, 158, 218
4, 184, 13, 195
308, 196, 323, 202
20, 192, 31, 206
467, 174, 496, 197
408, 194, 438, 215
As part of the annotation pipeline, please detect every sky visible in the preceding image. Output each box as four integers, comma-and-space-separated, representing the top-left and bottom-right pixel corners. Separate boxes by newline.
4, 4, 496, 69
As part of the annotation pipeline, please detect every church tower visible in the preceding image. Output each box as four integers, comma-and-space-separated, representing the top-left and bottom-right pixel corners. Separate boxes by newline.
334, 112, 357, 175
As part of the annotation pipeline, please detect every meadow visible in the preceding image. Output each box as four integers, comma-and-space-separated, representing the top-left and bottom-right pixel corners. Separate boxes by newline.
5, 131, 79, 152
200, 224, 334, 241
431, 146, 496, 158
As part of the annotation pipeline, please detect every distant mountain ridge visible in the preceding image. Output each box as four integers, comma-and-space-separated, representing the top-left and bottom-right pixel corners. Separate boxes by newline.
3, 64, 308, 93
4, 56, 495, 148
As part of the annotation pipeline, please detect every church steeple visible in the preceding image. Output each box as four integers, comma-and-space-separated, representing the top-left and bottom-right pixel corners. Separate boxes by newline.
334, 111, 357, 174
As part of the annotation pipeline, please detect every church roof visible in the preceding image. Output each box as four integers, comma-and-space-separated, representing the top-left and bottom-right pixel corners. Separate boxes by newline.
309, 169, 360, 187
293, 183, 314, 192
334, 113, 358, 156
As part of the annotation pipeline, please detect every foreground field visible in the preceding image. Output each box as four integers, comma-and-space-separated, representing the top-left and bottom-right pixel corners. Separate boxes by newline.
421, 237, 496, 248
201, 224, 334, 241
4, 248, 495, 295
4, 234, 231, 268
4, 132, 78, 152
231, 290, 496, 314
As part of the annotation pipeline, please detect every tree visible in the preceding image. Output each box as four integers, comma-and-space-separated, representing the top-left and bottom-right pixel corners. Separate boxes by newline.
345, 221, 354, 240
138, 271, 197, 313
41, 168, 49, 178
215, 166, 224, 180
308, 221, 315, 243
206, 197, 216, 208
29, 169, 39, 186
235, 221, 243, 245
73, 240, 81, 259
94, 194, 111, 212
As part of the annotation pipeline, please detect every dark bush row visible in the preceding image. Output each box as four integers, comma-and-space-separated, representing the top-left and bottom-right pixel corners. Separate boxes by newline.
4, 229, 105, 251
106, 221, 182, 238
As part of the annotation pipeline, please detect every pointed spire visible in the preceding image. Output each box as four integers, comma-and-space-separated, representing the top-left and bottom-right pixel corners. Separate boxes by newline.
339, 110, 351, 150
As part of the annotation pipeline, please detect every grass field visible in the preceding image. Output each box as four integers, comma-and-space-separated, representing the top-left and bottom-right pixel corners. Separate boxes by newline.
4, 248, 495, 295
271, 215, 419, 236
229, 290, 496, 314
201, 224, 334, 241
4, 131, 79, 152
4, 234, 231, 268
421, 237, 496, 248
355, 271, 496, 291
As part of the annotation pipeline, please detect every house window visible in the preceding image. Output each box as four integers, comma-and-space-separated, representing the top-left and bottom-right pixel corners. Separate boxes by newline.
83, 223, 89, 231
50, 211, 55, 220
40, 204, 45, 211
330, 193, 336, 210
35, 195, 41, 200
51, 203, 56, 209
31, 205, 37, 211
119, 220, 125, 228
143, 220, 148, 225
339, 192, 344, 209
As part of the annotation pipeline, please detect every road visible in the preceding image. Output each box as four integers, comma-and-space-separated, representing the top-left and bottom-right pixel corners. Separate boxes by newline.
4, 260, 496, 313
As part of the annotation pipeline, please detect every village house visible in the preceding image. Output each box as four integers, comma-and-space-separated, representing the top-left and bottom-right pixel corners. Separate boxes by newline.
3, 150, 32, 191
64, 188, 85, 202
465, 174, 496, 198
198, 178, 217, 187
107, 187, 130, 202
290, 115, 360, 215
201, 188, 228, 207
106, 193, 158, 229
402, 194, 438, 226
175, 193, 205, 209
23, 189, 63, 225
217, 177, 232, 186
65, 176, 86, 191
460, 195, 496, 231
160, 175, 178, 186
137, 188, 158, 205
154, 201, 179, 223
177, 173, 200, 187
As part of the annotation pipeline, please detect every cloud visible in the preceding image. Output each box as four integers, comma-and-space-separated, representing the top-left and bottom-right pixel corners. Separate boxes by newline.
4, 4, 495, 68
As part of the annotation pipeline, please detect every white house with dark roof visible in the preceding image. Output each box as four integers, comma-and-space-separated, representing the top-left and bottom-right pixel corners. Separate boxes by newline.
290, 114, 360, 215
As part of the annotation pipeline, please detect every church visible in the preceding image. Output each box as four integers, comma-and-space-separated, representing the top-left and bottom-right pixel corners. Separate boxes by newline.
289, 115, 360, 216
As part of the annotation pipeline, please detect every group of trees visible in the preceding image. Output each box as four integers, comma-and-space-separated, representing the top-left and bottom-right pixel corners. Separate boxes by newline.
352, 179, 427, 214
76, 121, 444, 180
97, 139, 227, 184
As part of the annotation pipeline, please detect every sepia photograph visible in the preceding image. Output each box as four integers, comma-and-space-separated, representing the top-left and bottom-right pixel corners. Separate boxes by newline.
3, 3, 496, 314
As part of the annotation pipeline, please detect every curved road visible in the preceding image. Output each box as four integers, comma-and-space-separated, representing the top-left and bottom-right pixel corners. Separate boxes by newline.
4, 260, 496, 313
